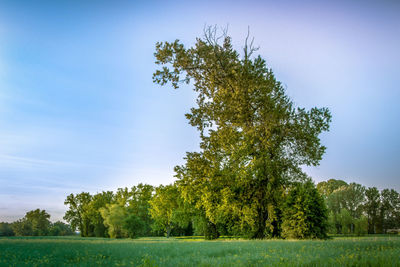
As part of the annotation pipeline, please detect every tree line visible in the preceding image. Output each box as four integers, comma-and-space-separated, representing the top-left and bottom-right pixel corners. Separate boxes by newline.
0, 209, 74, 237
317, 179, 400, 235
3, 178, 398, 238
61, 179, 400, 240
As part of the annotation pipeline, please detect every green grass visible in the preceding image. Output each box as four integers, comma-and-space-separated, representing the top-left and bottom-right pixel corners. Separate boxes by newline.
1, 235, 399, 266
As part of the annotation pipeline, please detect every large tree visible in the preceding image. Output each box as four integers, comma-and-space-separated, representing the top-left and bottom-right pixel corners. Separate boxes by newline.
153, 27, 331, 239
281, 180, 328, 239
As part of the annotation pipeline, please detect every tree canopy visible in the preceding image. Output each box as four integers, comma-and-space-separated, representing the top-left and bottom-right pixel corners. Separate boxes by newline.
153, 27, 331, 239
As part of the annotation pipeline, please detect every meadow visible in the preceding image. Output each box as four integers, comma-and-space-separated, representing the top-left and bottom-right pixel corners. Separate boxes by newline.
0, 235, 400, 266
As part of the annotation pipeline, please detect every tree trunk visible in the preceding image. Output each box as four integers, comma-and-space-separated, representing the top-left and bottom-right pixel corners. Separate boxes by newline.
252, 205, 268, 239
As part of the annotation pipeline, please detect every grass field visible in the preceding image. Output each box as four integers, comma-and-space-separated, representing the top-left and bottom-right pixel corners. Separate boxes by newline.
1, 235, 399, 266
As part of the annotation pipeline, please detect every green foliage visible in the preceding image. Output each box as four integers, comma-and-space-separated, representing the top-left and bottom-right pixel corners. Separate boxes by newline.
154, 27, 331, 239
7, 209, 74, 237
337, 209, 353, 235
124, 214, 146, 238
11, 209, 51, 236
63, 192, 93, 236
86, 191, 114, 237
0, 222, 14, 236
11, 219, 32, 236
354, 216, 368, 236
100, 204, 128, 238
318, 180, 400, 235
281, 180, 328, 239
125, 184, 155, 236
26, 209, 51, 236
63, 185, 156, 238
324, 182, 365, 219
317, 179, 348, 197
150, 183, 194, 237
380, 189, 400, 233
48, 221, 74, 236
365, 187, 381, 234
149, 184, 179, 237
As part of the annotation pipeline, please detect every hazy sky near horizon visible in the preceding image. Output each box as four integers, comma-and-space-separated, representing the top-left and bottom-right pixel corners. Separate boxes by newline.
0, 0, 399, 222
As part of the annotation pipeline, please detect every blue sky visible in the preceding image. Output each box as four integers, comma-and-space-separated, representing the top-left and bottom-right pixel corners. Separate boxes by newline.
0, 0, 399, 222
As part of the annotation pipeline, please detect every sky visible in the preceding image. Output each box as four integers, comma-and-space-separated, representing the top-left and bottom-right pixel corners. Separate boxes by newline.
0, 0, 399, 222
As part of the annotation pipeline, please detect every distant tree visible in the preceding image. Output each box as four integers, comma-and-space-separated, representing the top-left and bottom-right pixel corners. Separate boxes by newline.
11, 219, 32, 236
364, 187, 381, 234
0, 222, 14, 236
337, 208, 353, 235
11, 209, 51, 236
325, 190, 343, 233
49, 221, 74, 236
317, 179, 348, 197
341, 183, 366, 219
322, 182, 365, 234
327, 211, 338, 234
379, 189, 400, 233
25, 209, 51, 236
154, 27, 331, 239
354, 215, 368, 236
281, 180, 328, 239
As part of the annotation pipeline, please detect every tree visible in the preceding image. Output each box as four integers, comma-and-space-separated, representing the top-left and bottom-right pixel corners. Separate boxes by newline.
100, 204, 128, 238
49, 221, 75, 236
317, 179, 348, 197
354, 216, 368, 236
281, 180, 328, 239
322, 182, 365, 234
124, 213, 146, 238
0, 222, 14, 236
64, 192, 93, 236
154, 27, 331, 239
364, 187, 380, 234
11, 209, 51, 236
337, 208, 353, 235
86, 191, 114, 237
125, 184, 155, 236
25, 209, 51, 236
150, 183, 192, 238
11, 219, 32, 236
379, 189, 400, 233
99, 184, 155, 239
150, 184, 179, 238
340, 183, 365, 220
